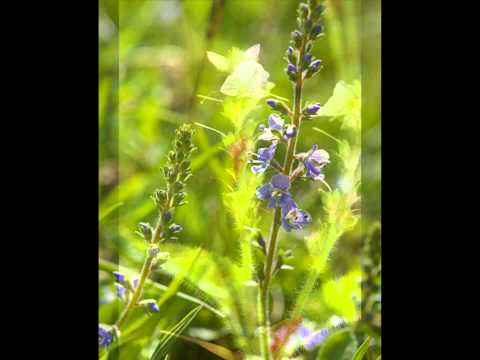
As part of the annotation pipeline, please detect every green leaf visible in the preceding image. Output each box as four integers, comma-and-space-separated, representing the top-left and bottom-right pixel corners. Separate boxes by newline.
319, 80, 361, 130
316, 329, 358, 360
322, 269, 361, 322
99, 201, 123, 222
150, 305, 203, 360
352, 337, 372, 360
207, 51, 230, 72
163, 333, 239, 360
220, 60, 271, 98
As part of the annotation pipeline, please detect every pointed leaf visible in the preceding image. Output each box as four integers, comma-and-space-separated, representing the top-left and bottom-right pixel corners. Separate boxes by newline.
207, 51, 230, 72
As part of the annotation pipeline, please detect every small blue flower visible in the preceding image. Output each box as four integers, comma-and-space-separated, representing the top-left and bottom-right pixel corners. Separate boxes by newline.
144, 299, 160, 313
112, 271, 125, 284
281, 198, 312, 232
301, 145, 330, 180
115, 283, 126, 299
304, 103, 321, 115
256, 174, 293, 209
251, 141, 278, 174
99, 324, 114, 348
268, 114, 284, 131
259, 114, 296, 142
304, 328, 329, 350
258, 115, 283, 141
287, 46, 294, 56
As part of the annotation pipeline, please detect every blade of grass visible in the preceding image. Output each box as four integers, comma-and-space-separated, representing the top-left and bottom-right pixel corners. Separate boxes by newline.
158, 332, 239, 360
352, 337, 372, 360
150, 305, 203, 360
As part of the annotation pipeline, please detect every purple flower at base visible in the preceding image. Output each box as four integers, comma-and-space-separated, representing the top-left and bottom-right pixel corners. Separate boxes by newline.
112, 271, 125, 284
250, 141, 278, 174
256, 174, 293, 209
304, 328, 329, 350
99, 324, 114, 348
281, 197, 312, 232
115, 283, 126, 299
303, 145, 330, 180
304, 103, 321, 115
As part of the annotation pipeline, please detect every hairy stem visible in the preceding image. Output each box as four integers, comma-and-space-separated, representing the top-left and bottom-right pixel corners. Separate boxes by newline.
259, 39, 305, 360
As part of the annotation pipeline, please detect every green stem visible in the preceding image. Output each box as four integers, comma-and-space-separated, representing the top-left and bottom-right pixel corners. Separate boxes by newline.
259, 39, 305, 360
115, 254, 155, 328
115, 218, 164, 329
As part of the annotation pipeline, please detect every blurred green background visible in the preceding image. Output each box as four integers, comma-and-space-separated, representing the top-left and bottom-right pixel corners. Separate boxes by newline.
99, 1, 380, 359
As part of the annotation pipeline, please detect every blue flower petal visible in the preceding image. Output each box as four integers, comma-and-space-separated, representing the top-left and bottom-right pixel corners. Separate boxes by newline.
271, 174, 290, 191
256, 183, 274, 201
115, 284, 126, 299
297, 325, 313, 339
252, 162, 269, 174
257, 141, 277, 162
304, 328, 329, 350
268, 114, 284, 131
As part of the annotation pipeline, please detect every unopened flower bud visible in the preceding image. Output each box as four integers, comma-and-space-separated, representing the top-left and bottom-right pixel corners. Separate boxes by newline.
311, 24, 323, 38
137, 222, 153, 240
303, 103, 321, 115
115, 283, 126, 299
291, 30, 303, 48
169, 224, 183, 234
112, 271, 125, 284
266, 99, 290, 115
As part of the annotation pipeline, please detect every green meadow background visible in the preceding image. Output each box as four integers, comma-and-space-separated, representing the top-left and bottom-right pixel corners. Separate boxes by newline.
99, 1, 380, 359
